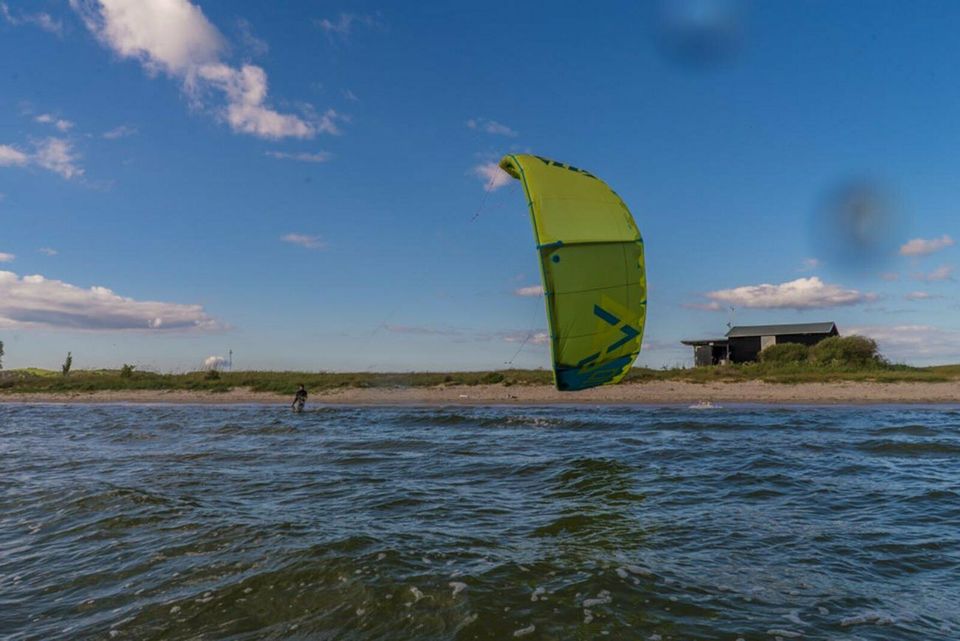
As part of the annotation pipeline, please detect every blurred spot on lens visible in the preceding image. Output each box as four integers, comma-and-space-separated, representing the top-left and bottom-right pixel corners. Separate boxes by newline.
655, 0, 745, 69
811, 179, 906, 274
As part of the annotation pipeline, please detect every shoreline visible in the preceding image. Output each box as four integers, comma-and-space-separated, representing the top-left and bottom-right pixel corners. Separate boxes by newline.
2, 380, 959, 405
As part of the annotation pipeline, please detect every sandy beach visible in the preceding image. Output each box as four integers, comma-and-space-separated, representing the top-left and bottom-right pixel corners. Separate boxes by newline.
2, 380, 959, 405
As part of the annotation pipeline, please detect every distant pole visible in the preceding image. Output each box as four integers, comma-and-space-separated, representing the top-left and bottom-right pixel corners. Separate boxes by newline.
228, 349, 233, 371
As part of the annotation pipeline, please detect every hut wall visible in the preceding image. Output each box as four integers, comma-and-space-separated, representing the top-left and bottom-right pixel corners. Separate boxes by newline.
729, 336, 761, 363
693, 345, 714, 367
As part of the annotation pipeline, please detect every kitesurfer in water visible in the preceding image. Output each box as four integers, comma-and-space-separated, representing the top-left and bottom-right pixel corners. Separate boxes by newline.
292, 384, 307, 413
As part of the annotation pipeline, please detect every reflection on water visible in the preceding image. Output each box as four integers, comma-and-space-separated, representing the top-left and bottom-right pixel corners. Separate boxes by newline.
1, 404, 959, 640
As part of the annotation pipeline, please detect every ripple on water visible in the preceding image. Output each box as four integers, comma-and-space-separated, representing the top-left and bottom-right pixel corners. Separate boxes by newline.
0, 404, 958, 640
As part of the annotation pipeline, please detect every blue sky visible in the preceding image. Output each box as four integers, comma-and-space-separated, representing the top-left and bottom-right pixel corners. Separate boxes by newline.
0, 0, 958, 372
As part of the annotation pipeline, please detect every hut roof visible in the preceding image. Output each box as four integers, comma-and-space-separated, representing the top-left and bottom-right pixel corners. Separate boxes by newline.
725, 322, 837, 338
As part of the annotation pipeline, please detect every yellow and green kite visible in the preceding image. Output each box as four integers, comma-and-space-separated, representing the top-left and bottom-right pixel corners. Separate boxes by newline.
499, 154, 646, 391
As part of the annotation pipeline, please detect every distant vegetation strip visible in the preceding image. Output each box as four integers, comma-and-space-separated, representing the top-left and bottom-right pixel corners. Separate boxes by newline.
1, 362, 958, 394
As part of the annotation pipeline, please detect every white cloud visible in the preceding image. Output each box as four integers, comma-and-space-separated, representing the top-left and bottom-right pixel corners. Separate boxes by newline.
472, 162, 512, 191
0, 138, 83, 180
315, 12, 381, 39
684, 301, 723, 311
386, 324, 551, 347
281, 233, 326, 249
385, 324, 461, 337
34, 114, 74, 131
38, 247, 58, 256
103, 124, 137, 139
798, 257, 820, 271
0, 144, 29, 166
467, 118, 518, 137
343, 89, 359, 102
0, 252, 14, 263
236, 17, 268, 57
912, 265, 953, 282
899, 234, 955, 257
33, 138, 83, 179
266, 150, 332, 163
848, 324, 960, 363
705, 277, 875, 310
0, 2, 63, 36
203, 355, 227, 370
71, 0, 223, 74
0, 271, 221, 331
193, 63, 316, 139
71, 0, 325, 140
315, 108, 347, 135
514, 285, 544, 297
904, 291, 941, 301
502, 331, 549, 345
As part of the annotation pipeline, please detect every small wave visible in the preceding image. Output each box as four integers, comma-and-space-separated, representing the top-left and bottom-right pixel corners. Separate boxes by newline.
872, 424, 941, 437
856, 439, 960, 457
840, 610, 896, 626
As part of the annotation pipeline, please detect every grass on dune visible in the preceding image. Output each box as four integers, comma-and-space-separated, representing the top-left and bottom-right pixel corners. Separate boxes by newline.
0, 362, 956, 394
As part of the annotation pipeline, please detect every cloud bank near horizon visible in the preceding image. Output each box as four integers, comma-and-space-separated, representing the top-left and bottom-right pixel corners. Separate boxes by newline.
0, 271, 222, 331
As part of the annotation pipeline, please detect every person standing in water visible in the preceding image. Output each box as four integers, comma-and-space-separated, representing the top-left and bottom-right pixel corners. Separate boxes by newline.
292, 384, 307, 413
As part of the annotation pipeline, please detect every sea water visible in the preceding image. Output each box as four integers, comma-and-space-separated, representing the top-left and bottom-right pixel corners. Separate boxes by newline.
1, 404, 958, 640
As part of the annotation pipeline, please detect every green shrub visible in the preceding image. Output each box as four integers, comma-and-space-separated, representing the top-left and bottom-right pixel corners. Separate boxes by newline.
120, 364, 136, 379
810, 335, 881, 367
204, 369, 221, 380
760, 342, 809, 364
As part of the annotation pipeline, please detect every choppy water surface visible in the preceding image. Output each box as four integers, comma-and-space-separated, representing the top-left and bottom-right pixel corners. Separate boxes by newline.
2, 404, 959, 640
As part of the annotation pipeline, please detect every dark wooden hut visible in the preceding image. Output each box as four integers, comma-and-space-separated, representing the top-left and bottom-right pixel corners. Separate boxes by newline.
682, 322, 839, 365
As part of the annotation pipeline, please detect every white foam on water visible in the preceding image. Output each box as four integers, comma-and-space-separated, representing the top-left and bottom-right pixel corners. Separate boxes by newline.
817, 606, 829, 615
582, 590, 612, 608
513, 624, 535, 637
689, 401, 719, 409
376, 553, 386, 561
615, 568, 629, 579
767, 629, 802, 638
530, 586, 545, 602
783, 610, 806, 626
648, 635, 662, 641
409, 586, 424, 602
449, 581, 467, 597
356, 608, 365, 616
455, 613, 478, 631
840, 611, 895, 627
583, 609, 593, 624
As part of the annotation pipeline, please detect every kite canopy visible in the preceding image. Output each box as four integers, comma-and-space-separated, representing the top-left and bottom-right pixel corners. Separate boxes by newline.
499, 154, 646, 391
